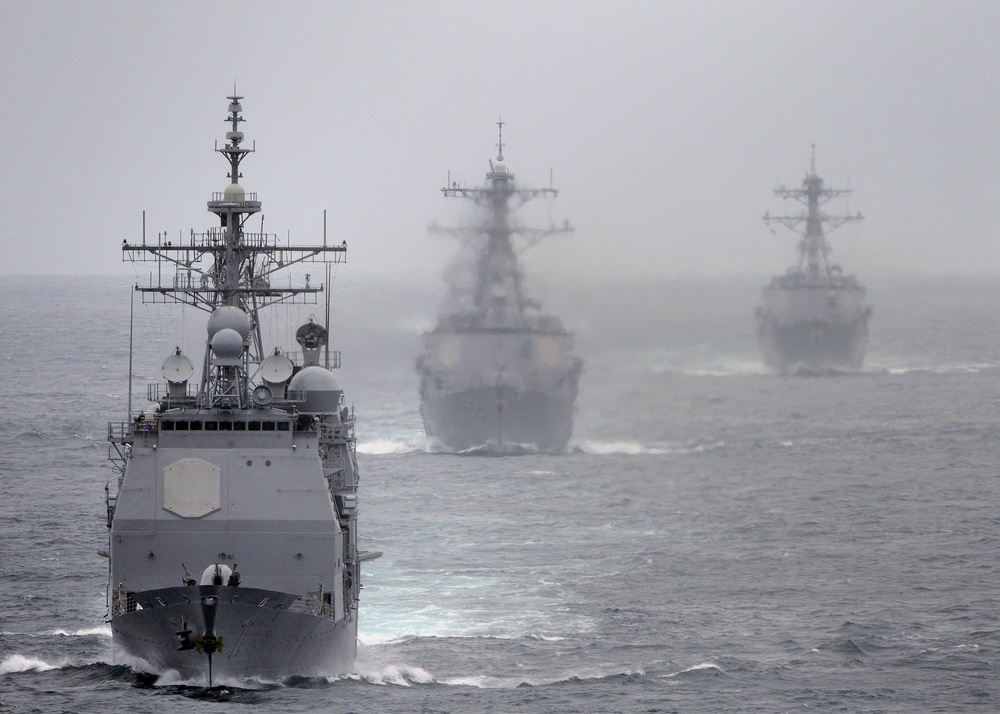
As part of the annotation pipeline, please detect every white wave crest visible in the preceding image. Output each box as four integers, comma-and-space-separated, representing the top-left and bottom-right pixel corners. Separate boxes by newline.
51, 625, 112, 637
664, 661, 724, 678
440, 665, 644, 689
577, 440, 670, 455
881, 362, 993, 375
0, 654, 59, 674
357, 439, 419, 455
358, 631, 409, 646
351, 663, 436, 686
577, 440, 725, 456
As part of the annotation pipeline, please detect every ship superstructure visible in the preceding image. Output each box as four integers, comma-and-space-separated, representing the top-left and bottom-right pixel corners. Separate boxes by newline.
417, 123, 582, 452
756, 148, 871, 374
106, 94, 371, 684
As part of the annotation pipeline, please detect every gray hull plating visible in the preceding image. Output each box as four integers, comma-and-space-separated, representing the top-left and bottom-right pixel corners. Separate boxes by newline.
421, 383, 574, 452
112, 585, 355, 682
757, 316, 868, 374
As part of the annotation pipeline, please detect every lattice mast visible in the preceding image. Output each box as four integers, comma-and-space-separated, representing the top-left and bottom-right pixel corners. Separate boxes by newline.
438, 121, 571, 316
763, 145, 863, 277
122, 93, 347, 409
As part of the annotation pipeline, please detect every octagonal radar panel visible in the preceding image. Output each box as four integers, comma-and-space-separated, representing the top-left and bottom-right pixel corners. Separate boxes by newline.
161, 348, 195, 383
207, 306, 251, 341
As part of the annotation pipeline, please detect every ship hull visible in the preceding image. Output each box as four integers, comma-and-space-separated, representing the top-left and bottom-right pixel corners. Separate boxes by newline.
757, 317, 868, 374
421, 384, 574, 452
111, 585, 356, 683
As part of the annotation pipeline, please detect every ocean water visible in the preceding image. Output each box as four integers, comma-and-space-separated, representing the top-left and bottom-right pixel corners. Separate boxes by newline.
1, 274, 998, 713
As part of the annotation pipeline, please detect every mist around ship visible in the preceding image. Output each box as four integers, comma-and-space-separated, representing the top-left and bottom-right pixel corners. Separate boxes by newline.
2, 275, 999, 711
325, 270, 1000, 454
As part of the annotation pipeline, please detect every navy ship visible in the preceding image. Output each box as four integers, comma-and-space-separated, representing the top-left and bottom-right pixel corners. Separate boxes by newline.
756, 148, 871, 374
106, 93, 374, 684
417, 123, 582, 452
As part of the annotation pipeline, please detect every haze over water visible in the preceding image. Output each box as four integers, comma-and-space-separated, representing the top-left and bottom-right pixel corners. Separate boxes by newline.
1, 2, 999, 710
1, 275, 997, 711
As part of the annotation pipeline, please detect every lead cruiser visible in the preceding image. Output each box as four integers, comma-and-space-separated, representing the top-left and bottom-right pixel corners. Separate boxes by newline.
106, 93, 371, 684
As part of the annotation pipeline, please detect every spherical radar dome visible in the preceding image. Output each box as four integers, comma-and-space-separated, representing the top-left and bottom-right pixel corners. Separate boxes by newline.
207, 306, 251, 340
288, 365, 343, 413
288, 365, 342, 393
211, 328, 245, 365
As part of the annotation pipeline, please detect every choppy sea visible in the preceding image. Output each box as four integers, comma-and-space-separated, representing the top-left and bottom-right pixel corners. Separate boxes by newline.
1, 273, 998, 713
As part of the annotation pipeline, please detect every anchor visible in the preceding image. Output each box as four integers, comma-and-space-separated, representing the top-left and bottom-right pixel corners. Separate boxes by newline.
194, 594, 223, 686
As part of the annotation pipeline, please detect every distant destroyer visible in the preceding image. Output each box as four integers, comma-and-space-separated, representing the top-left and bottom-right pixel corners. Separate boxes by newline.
107, 93, 374, 684
417, 123, 582, 452
756, 148, 871, 374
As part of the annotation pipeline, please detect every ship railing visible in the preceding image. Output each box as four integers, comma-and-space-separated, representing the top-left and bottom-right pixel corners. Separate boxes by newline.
209, 191, 260, 204
284, 388, 306, 404
196, 227, 274, 248
324, 454, 346, 474
124, 225, 346, 264
147, 383, 198, 404
107, 422, 134, 443
327, 466, 358, 492
112, 589, 139, 616
284, 350, 342, 369
318, 421, 354, 444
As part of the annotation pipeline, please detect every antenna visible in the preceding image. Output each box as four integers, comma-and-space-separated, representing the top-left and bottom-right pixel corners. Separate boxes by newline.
810, 143, 817, 174
496, 117, 504, 161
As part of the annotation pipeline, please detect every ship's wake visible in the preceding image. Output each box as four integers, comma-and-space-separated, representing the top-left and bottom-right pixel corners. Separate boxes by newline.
335, 654, 649, 689
574, 439, 726, 456
357, 438, 423, 455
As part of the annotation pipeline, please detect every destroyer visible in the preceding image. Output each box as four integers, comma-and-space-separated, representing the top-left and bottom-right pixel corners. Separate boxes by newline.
417, 123, 582, 452
756, 148, 871, 373
106, 93, 372, 684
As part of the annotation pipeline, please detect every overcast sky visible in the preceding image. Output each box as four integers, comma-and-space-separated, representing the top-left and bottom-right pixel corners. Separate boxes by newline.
1, 1, 998, 283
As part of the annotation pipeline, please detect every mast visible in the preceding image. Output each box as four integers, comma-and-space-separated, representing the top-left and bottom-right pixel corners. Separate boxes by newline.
121, 92, 348, 409
763, 145, 863, 278
437, 122, 571, 322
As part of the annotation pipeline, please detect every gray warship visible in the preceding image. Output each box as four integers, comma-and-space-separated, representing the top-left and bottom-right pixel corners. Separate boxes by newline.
417, 123, 582, 452
756, 148, 871, 374
106, 93, 372, 684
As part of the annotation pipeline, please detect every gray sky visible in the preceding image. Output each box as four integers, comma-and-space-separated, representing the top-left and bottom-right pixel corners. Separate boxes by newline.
1, 1, 998, 283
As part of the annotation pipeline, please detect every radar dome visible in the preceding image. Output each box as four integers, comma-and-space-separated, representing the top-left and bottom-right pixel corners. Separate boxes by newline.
289, 365, 341, 392
224, 182, 246, 203
494, 161, 508, 174
207, 306, 251, 340
211, 328, 245, 365
288, 365, 343, 413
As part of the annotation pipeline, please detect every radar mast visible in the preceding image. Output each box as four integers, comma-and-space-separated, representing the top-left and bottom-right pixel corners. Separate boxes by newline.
763, 145, 864, 278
